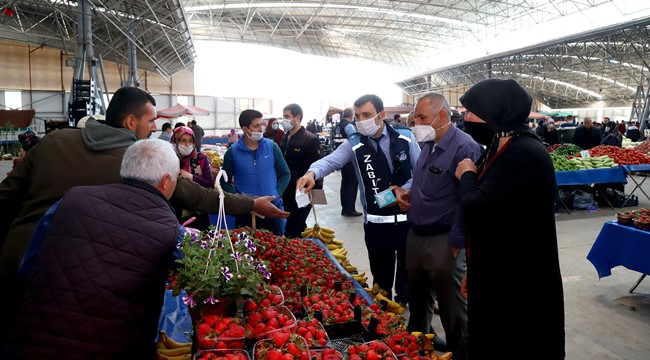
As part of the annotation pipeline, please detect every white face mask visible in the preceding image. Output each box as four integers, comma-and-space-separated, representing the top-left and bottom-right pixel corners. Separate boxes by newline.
249, 131, 263, 141
178, 144, 194, 156
357, 112, 381, 136
271, 123, 279, 130
282, 119, 294, 132
412, 106, 451, 143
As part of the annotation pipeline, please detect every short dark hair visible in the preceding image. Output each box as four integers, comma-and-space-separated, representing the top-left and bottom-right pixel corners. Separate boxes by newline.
162, 122, 172, 131
239, 109, 263, 128
191, 120, 197, 125
174, 122, 185, 129
105, 87, 156, 127
342, 108, 354, 119
283, 103, 303, 122
393, 114, 401, 120
354, 94, 384, 113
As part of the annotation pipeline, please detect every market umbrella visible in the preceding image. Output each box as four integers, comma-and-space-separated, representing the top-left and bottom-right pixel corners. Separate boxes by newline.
528, 111, 550, 119
326, 106, 343, 116
157, 104, 209, 119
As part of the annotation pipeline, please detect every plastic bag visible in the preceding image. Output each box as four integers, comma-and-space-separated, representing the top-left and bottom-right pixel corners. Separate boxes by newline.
573, 189, 594, 209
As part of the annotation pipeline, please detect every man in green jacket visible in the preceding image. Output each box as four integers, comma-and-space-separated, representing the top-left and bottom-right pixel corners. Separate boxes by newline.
0, 87, 288, 330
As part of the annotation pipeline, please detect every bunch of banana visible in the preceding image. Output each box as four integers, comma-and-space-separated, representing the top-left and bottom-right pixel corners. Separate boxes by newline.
330, 247, 348, 263
156, 331, 192, 360
301, 223, 338, 246
413, 332, 452, 360
341, 258, 358, 274
351, 272, 368, 287
364, 284, 406, 315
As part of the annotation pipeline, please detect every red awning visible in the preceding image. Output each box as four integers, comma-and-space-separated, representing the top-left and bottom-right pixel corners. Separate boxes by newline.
157, 104, 209, 119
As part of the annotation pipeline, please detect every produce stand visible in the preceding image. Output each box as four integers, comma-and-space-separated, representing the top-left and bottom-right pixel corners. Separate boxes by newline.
158, 237, 373, 345
587, 220, 650, 293
555, 167, 627, 213
621, 164, 650, 206
203, 137, 230, 145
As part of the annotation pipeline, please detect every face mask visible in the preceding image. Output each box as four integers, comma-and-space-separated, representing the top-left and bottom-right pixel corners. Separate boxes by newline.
357, 113, 381, 136
178, 144, 194, 156
464, 121, 496, 146
249, 131, 263, 141
282, 119, 294, 132
271, 123, 279, 130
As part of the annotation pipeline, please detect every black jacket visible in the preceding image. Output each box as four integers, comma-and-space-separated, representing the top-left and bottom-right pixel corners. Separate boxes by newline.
12, 180, 179, 360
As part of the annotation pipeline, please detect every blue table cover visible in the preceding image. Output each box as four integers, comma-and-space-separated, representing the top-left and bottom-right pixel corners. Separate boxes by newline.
203, 137, 230, 145
556, 167, 627, 186
622, 164, 650, 173
587, 221, 650, 278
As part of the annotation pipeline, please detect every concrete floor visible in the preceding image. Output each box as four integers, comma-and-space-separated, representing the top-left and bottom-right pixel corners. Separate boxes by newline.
2, 159, 649, 359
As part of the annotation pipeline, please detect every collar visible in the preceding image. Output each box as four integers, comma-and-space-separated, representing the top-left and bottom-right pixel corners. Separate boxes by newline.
122, 178, 174, 212
431, 122, 458, 152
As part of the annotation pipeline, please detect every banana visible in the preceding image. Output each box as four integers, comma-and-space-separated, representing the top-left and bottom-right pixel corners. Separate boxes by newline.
158, 331, 191, 349
301, 228, 314, 237
326, 243, 341, 251
410, 331, 423, 337
352, 271, 366, 278
345, 265, 358, 273
319, 231, 335, 240
319, 227, 335, 235
435, 352, 453, 360
376, 293, 405, 315
331, 239, 344, 245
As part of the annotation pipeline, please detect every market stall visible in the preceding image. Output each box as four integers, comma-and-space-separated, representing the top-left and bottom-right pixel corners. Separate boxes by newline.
587, 215, 650, 293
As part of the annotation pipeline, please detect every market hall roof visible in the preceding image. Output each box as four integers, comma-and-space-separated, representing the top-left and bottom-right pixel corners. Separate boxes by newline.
0, 0, 646, 108
396, 17, 650, 109
0, 0, 196, 78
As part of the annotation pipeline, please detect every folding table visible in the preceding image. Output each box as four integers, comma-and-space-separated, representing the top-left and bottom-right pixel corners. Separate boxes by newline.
555, 167, 627, 213
621, 164, 650, 207
587, 221, 650, 293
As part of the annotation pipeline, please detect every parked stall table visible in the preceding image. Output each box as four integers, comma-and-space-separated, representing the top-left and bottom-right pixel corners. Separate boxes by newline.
587, 221, 650, 293
621, 164, 650, 206
555, 167, 627, 213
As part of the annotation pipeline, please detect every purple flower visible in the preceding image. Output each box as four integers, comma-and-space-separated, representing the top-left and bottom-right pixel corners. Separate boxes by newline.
256, 262, 271, 279
189, 231, 199, 243
221, 266, 233, 281
176, 242, 183, 250
182, 293, 196, 308
203, 293, 219, 305
245, 239, 256, 252
230, 251, 242, 263
200, 240, 209, 250
243, 254, 254, 264
236, 232, 248, 244
207, 229, 219, 239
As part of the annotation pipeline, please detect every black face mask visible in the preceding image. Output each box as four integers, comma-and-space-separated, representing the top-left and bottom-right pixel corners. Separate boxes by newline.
463, 121, 496, 146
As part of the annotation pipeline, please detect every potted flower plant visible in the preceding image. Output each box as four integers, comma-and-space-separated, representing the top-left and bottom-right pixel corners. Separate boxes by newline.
171, 228, 271, 318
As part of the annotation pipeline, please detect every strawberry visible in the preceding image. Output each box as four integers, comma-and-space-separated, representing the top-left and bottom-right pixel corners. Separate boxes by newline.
273, 332, 290, 347
365, 350, 381, 360
268, 349, 283, 360
287, 343, 302, 357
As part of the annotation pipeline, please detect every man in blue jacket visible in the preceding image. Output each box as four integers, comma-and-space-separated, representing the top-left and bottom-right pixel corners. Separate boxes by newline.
221, 109, 291, 235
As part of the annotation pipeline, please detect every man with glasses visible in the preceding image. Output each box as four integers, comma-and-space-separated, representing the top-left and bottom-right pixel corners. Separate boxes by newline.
296, 94, 420, 308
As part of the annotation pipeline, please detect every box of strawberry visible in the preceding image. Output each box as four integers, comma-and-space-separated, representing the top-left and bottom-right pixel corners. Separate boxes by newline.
253, 333, 310, 360
347, 341, 397, 360
194, 348, 251, 360
244, 285, 285, 313
292, 318, 330, 348
196, 315, 248, 350
308, 348, 343, 360
246, 306, 297, 341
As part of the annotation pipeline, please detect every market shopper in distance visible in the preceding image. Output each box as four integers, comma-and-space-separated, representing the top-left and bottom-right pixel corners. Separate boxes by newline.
572, 117, 601, 149
188, 119, 205, 153
296, 94, 420, 306
5, 139, 182, 359
393, 93, 482, 360
263, 117, 285, 146
0, 87, 288, 334
221, 109, 291, 235
280, 103, 323, 238
455, 79, 565, 359
172, 125, 214, 230
332, 108, 361, 217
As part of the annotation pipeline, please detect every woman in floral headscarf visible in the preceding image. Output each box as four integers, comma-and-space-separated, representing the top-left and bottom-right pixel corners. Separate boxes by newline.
172, 126, 214, 189
172, 126, 214, 230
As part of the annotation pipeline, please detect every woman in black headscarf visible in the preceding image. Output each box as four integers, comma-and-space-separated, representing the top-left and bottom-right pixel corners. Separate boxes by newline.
454, 79, 565, 359
601, 121, 623, 147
